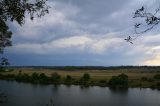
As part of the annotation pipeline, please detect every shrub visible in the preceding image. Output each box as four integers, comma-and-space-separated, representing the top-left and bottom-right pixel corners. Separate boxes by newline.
30, 72, 40, 83
108, 73, 128, 87
21, 73, 30, 82
153, 74, 160, 80
51, 72, 61, 82
65, 75, 72, 81
141, 77, 148, 81
18, 70, 22, 75
39, 73, 49, 84
82, 73, 90, 81
31, 72, 39, 80
99, 80, 107, 83
39, 73, 47, 79
64, 75, 73, 85
8, 69, 14, 72
157, 82, 160, 86
0, 68, 5, 72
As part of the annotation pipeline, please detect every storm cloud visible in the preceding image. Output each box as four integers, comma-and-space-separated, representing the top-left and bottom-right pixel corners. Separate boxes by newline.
6, 0, 160, 66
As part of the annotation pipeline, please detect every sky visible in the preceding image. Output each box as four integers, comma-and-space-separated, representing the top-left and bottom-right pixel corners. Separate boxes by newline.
4, 0, 160, 66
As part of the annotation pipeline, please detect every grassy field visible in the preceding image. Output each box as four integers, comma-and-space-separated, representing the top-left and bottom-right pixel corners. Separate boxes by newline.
1, 68, 159, 80
1, 68, 160, 88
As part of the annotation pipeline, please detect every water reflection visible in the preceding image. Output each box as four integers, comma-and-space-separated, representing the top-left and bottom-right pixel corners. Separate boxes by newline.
109, 87, 128, 94
0, 80, 160, 106
52, 84, 60, 92
0, 93, 7, 104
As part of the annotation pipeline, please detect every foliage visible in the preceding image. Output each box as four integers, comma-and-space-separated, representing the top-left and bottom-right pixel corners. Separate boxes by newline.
15, 73, 30, 82
65, 75, 72, 81
51, 72, 61, 82
125, 6, 160, 44
31, 72, 39, 80
0, 58, 9, 72
108, 73, 128, 87
153, 74, 160, 80
31, 72, 39, 83
39, 73, 48, 83
39, 73, 47, 79
82, 73, 90, 81
141, 77, 148, 81
0, 0, 49, 65
64, 75, 73, 85
0, 0, 49, 50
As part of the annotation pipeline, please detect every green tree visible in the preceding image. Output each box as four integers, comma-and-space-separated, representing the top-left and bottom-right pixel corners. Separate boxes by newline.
39, 73, 48, 83
82, 73, 90, 81
0, 0, 49, 64
39, 73, 47, 79
51, 72, 61, 82
108, 73, 128, 87
65, 75, 72, 81
31, 72, 39, 80
153, 74, 160, 80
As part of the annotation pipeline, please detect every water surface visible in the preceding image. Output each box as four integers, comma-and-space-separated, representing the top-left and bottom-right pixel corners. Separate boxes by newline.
0, 80, 160, 106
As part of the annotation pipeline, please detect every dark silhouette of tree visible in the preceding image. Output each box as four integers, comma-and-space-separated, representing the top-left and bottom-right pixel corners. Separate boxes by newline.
51, 72, 61, 82
0, 57, 9, 71
82, 73, 90, 81
125, 6, 160, 43
108, 73, 128, 87
0, 0, 49, 64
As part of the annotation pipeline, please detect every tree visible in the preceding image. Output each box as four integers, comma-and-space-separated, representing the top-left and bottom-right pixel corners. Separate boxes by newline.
0, 57, 9, 71
125, 6, 160, 43
153, 74, 160, 80
51, 72, 61, 82
82, 73, 90, 81
108, 73, 128, 87
65, 75, 72, 81
31, 72, 39, 80
0, 0, 49, 63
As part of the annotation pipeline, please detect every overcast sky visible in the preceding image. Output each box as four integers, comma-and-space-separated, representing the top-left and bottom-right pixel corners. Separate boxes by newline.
5, 0, 160, 66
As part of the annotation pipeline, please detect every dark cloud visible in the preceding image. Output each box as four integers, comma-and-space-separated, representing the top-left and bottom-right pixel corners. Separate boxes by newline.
5, 0, 160, 66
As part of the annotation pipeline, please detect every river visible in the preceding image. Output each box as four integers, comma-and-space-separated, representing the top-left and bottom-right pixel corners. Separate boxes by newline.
0, 80, 160, 106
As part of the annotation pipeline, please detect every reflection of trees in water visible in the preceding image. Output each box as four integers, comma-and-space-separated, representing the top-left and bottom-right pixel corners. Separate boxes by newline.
150, 87, 160, 91
109, 87, 128, 95
0, 92, 7, 104
46, 97, 55, 106
80, 85, 90, 90
52, 84, 60, 92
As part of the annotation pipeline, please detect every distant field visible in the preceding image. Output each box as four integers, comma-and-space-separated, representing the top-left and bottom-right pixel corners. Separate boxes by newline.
2, 68, 159, 81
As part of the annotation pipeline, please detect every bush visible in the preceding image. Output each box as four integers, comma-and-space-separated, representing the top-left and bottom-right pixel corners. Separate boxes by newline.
51, 72, 61, 82
108, 73, 128, 87
0, 68, 5, 72
82, 73, 90, 81
39, 73, 49, 84
64, 75, 73, 85
157, 82, 160, 86
8, 69, 14, 72
65, 75, 72, 81
31, 72, 39, 80
153, 74, 160, 80
39, 73, 47, 79
21, 73, 30, 82
141, 77, 148, 81
99, 80, 107, 83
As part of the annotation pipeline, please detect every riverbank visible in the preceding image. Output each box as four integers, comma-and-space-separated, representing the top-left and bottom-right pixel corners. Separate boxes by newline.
0, 68, 160, 88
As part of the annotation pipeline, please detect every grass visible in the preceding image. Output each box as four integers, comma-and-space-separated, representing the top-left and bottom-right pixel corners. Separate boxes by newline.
0, 68, 160, 88
2, 68, 157, 80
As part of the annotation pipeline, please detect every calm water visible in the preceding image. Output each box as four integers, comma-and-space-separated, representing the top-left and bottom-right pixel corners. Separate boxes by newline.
0, 80, 160, 106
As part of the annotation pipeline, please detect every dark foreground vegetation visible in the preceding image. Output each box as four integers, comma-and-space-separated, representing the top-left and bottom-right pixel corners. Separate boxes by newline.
0, 67, 160, 89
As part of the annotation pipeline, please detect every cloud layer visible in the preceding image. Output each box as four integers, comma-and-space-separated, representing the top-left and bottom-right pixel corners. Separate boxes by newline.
6, 0, 160, 66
